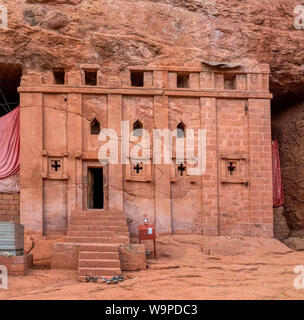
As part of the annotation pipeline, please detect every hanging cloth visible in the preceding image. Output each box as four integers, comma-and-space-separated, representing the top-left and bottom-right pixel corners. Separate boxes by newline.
0, 106, 20, 179
272, 140, 284, 207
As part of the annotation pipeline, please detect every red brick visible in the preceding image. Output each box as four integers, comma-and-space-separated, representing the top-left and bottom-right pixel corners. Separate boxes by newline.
10, 264, 25, 272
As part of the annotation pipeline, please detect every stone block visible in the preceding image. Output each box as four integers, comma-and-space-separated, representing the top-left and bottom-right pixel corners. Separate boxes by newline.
0, 254, 32, 276
118, 244, 146, 271
51, 242, 79, 270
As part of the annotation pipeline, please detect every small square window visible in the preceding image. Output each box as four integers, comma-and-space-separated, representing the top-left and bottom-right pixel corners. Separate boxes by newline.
53, 68, 65, 85
177, 73, 190, 88
224, 73, 236, 90
131, 71, 144, 87
84, 69, 97, 86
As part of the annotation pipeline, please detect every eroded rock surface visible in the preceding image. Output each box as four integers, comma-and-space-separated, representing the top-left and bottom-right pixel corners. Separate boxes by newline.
2, 1, 304, 234
272, 102, 304, 235
0, 0, 303, 96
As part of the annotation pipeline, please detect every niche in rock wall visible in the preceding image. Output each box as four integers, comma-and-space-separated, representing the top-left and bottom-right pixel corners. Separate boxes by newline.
53, 68, 65, 85
130, 71, 144, 87
224, 73, 236, 90
84, 69, 97, 86
177, 73, 190, 88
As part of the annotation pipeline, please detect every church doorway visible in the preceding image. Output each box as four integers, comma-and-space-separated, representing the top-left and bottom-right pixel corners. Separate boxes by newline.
87, 168, 104, 209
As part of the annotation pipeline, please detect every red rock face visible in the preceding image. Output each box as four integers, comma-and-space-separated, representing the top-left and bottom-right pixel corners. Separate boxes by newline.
1, 1, 304, 235
0, 0, 303, 95
272, 102, 304, 236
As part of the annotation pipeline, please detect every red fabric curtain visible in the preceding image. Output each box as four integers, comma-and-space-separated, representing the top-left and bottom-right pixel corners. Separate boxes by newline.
272, 140, 284, 208
0, 107, 20, 179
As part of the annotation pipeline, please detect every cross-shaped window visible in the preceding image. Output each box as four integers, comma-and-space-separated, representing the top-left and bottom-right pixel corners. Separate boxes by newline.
178, 163, 186, 176
51, 160, 61, 172
227, 162, 237, 175
134, 163, 143, 174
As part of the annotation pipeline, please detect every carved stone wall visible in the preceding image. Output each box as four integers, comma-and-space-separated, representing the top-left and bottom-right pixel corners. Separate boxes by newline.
19, 63, 273, 237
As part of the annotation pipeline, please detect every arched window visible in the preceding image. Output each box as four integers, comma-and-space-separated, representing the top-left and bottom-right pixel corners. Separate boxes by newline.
177, 121, 186, 138
90, 118, 100, 135
133, 119, 143, 137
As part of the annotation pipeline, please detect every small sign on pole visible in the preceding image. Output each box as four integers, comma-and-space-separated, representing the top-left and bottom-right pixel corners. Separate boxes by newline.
138, 218, 156, 259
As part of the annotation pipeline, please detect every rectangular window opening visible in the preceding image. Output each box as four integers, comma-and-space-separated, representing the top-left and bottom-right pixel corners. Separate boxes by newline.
84, 69, 97, 86
53, 68, 65, 85
87, 168, 104, 209
177, 73, 190, 88
130, 71, 144, 87
224, 73, 236, 90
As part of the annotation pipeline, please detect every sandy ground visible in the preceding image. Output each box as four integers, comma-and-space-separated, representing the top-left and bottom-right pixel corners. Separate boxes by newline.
1, 235, 304, 300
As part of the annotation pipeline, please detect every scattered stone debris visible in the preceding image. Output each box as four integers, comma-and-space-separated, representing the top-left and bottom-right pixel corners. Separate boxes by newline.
85, 275, 124, 284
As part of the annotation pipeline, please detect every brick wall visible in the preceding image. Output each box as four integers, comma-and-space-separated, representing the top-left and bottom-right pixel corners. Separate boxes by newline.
0, 193, 20, 223
217, 99, 250, 236
248, 99, 273, 237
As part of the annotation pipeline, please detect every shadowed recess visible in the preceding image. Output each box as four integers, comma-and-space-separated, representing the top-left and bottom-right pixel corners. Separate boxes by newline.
0, 63, 22, 117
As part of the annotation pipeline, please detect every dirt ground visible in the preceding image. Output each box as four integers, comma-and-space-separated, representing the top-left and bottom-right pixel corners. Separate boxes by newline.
1, 235, 304, 300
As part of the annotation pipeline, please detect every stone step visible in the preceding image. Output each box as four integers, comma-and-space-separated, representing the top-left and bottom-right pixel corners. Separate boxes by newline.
68, 225, 129, 232
69, 215, 126, 221
78, 259, 121, 268
79, 244, 119, 252
65, 236, 129, 244
79, 251, 119, 260
67, 231, 129, 237
78, 267, 121, 278
71, 210, 124, 216
71, 210, 125, 215
68, 220, 127, 226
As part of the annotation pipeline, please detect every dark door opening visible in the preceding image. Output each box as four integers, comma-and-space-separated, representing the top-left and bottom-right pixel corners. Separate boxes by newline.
88, 168, 104, 209
0, 63, 22, 117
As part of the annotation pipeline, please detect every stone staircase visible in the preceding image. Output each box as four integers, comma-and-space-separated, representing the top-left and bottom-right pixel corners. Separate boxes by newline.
66, 210, 130, 281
